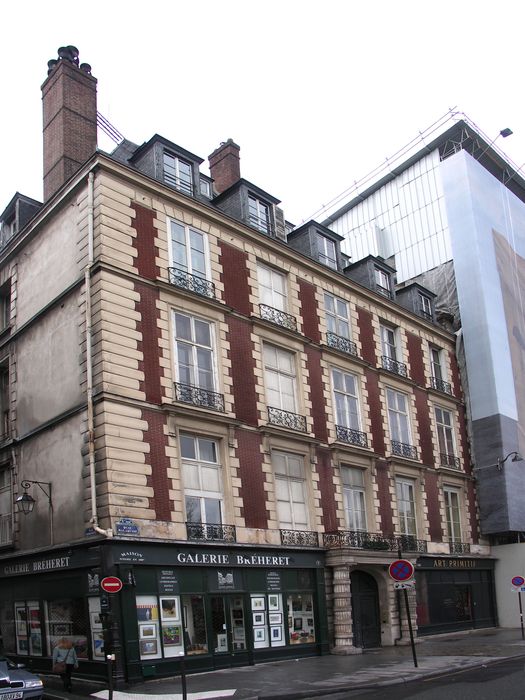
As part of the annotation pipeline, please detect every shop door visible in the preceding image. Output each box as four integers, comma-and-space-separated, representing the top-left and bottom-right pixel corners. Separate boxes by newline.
351, 571, 381, 649
209, 595, 250, 668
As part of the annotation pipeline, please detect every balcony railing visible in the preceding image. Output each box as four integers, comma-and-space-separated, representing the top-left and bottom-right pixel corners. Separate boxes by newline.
186, 522, 236, 543
0, 513, 12, 547
259, 304, 297, 332
168, 268, 215, 299
335, 425, 368, 448
323, 530, 427, 553
249, 213, 271, 235
376, 285, 392, 299
326, 331, 358, 357
268, 407, 307, 432
449, 540, 471, 554
440, 453, 461, 469
418, 307, 433, 322
280, 529, 319, 547
430, 376, 453, 395
381, 356, 408, 377
391, 440, 418, 460
174, 382, 225, 412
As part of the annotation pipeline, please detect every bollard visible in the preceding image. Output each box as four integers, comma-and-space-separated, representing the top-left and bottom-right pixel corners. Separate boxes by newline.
178, 651, 187, 700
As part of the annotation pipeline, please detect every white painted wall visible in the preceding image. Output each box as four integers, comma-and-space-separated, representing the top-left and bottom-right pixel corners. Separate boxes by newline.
493, 544, 525, 627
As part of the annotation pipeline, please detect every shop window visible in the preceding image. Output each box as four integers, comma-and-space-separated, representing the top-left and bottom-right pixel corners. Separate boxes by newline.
45, 599, 89, 658
250, 593, 285, 649
287, 593, 315, 644
14, 601, 43, 656
88, 598, 103, 661
182, 595, 208, 655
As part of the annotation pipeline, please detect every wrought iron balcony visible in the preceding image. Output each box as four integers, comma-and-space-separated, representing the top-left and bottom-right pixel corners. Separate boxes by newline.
430, 376, 452, 395
268, 406, 307, 432
440, 453, 460, 469
0, 513, 12, 547
259, 304, 297, 332
449, 540, 471, 554
326, 331, 358, 357
280, 529, 319, 547
391, 440, 418, 460
323, 530, 427, 553
335, 425, 368, 448
168, 268, 215, 299
418, 307, 433, 322
174, 382, 225, 412
381, 356, 408, 377
186, 522, 236, 543
398, 534, 427, 553
376, 284, 392, 299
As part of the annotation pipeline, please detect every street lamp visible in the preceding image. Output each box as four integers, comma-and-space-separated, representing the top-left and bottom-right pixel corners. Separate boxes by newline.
497, 451, 523, 471
16, 480, 54, 544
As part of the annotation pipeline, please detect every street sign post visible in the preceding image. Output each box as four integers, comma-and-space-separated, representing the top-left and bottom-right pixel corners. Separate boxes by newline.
511, 576, 525, 640
389, 559, 417, 668
101, 576, 123, 594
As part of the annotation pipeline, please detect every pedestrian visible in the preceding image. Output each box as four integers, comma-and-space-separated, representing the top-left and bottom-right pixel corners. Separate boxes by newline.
52, 638, 78, 692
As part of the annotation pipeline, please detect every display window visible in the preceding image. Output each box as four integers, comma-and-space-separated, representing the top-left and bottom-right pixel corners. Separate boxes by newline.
14, 601, 42, 656
44, 599, 89, 658
287, 593, 315, 644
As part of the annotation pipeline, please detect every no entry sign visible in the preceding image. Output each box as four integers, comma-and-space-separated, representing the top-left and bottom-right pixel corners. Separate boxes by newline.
389, 559, 415, 582
512, 576, 525, 587
101, 576, 123, 593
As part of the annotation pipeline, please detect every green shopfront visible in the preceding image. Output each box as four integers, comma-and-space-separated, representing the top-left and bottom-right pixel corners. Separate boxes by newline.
0, 540, 328, 683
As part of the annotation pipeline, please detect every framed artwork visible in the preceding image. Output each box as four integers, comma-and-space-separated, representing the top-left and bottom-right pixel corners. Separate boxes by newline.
232, 609, 243, 621
160, 597, 180, 621
233, 627, 245, 641
162, 625, 182, 646
140, 639, 158, 655
91, 613, 102, 629
288, 616, 292, 628
137, 604, 158, 621
269, 613, 282, 625
268, 595, 281, 611
139, 624, 156, 639
251, 596, 265, 611
307, 618, 314, 627
93, 633, 104, 658
305, 599, 313, 612
252, 612, 265, 626
294, 618, 303, 631
216, 633, 228, 651
270, 626, 282, 642
254, 627, 266, 642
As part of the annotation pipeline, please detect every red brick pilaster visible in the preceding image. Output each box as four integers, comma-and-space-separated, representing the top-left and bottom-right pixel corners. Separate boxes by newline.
365, 369, 385, 456
135, 282, 163, 405
143, 409, 171, 521
316, 447, 338, 532
235, 429, 268, 528
414, 387, 434, 466
376, 459, 394, 536
356, 307, 377, 365
227, 316, 259, 426
133, 203, 159, 281
406, 331, 425, 386
219, 241, 252, 316
425, 471, 443, 541
298, 280, 321, 343
305, 346, 328, 442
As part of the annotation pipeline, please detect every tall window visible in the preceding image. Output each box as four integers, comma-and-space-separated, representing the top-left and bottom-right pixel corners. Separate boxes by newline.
0, 281, 10, 331
258, 264, 287, 311
181, 435, 223, 525
430, 346, 443, 381
0, 466, 12, 546
435, 406, 455, 456
317, 235, 337, 269
163, 152, 193, 195
387, 388, 411, 445
395, 477, 417, 535
419, 294, 432, 319
173, 312, 215, 390
375, 268, 391, 297
169, 220, 208, 280
444, 488, 462, 542
263, 345, 297, 413
249, 196, 270, 234
341, 466, 366, 531
0, 361, 9, 438
325, 293, 350, 338
273, 451, 308, 530
380, 325, 397, 360
332, 369, 360, 429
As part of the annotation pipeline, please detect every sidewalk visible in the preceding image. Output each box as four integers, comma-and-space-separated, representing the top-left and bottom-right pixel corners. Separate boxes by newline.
42, 628, 525, 700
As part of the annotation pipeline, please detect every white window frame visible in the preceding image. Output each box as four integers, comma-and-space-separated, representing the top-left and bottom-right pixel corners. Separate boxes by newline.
444, 487, 462, 542
273, 451, 309, 530
419, 294, 432, 317
318, 235, 337, 269
341, 466, 367, 531
375, 268, 391, 294
435, 406, 456, 456
249, 195, 271, 234
386, 388, 412, 445
263, 344, 297, 413
173, 312, 217, 391
430, 346, 444, 382
395, 477, 417, 536
180, 435, 223, 526
163, 152, 193, 195
168, 218, 210, 280
380, 324, 398, 361
257, 263, 287, 311
0, 466, 12, 546
324, 293, 350, 339
332, 368, 361, 430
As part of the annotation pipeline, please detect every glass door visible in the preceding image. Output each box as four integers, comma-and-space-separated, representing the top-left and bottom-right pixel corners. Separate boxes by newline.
209, 595, 249, 668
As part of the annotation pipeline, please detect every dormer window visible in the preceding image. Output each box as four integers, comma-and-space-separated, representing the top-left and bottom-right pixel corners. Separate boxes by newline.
249, 195, 271, 234
199, 178, 212, 198
163, 152, 193, 196
318, 234, 337, 269
374, 267, 392, 298
419, 293, 433, 321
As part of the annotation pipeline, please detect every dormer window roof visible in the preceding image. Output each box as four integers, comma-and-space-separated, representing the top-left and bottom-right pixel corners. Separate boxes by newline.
287, 220, 343, 270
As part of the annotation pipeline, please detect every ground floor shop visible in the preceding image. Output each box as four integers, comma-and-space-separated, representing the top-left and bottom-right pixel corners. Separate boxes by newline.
0, 540, 328, 682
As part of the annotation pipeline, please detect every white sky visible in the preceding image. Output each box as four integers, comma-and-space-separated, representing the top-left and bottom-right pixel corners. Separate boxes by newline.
1, 0, 524, 224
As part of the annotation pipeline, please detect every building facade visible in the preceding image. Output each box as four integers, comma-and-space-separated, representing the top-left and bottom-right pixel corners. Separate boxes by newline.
0, 51, 492, 682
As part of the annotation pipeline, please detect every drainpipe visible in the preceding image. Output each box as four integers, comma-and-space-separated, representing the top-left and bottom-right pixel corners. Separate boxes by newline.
86, 171, 112, 538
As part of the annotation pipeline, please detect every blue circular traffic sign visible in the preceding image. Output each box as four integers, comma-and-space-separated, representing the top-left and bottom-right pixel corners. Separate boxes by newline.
389, 559, 415, 582
512, 576, 525, 587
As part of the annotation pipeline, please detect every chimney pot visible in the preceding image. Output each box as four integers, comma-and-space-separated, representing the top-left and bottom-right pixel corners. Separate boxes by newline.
208, 139, 241, 194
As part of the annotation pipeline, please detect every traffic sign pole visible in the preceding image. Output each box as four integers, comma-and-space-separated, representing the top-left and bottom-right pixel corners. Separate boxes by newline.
403, 588, 418, 668
519, 592, 525, 641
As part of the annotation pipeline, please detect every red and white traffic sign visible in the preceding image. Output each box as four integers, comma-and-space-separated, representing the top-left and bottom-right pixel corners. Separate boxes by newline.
512, 576, 525, 587
101, 576, 123, 593
389, 559, 415, 582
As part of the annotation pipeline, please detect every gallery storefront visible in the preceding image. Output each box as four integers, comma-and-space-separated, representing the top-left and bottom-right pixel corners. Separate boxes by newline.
0, 539, 328, 683
415, 556, 497, 635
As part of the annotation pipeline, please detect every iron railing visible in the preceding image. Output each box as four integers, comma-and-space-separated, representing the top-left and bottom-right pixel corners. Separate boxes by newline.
449, 540, 471, 554
174, 382, 225, 412
376, 285, 392, 299
259, 304, 297, 331
381, 356, 408, 377
268, 407, 307, 432
0, 513, 12, 547
440, 453, 461, 469
391, 440, 418, 460
168, 268, 215, 299
335, 425, 368, 448
249, 213, 271, 235
326, 331, 358, 357
323, 530, 427, 553
186, 522, 236, 542
418, 307, 433, 322
430, 376, 453, 395
280, 530, 319, 547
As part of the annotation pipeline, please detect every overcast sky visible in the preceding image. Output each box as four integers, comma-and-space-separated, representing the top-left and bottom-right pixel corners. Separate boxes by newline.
1, 0, 524, 224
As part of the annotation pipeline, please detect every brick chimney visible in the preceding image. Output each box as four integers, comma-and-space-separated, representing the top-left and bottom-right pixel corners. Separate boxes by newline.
42, 46, 97, 201
208, 139, 240, 194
